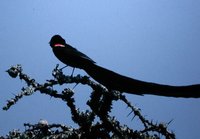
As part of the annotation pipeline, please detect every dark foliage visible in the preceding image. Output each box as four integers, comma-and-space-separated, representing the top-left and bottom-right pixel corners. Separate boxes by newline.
2, 64, 175, 139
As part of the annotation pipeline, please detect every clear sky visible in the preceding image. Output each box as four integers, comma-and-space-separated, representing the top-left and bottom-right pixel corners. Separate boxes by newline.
0, 0, 200, 138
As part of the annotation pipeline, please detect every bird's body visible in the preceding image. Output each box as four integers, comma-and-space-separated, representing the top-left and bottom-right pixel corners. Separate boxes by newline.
52, 44, 95, 69
50, 35, 95, 69
49, 35, 200, 98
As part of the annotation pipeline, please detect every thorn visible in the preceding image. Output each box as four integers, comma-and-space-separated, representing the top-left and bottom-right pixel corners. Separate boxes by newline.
127, 110, 134, 117
131, 115, 136, 121
12, 93, 17, 96
167, 119, 174, 125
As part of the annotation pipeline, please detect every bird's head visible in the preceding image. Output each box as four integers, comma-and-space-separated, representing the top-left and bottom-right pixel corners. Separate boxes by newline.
49, 35, 66, 48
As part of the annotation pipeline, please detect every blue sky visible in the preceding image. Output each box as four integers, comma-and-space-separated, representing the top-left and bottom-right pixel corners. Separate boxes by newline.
0, 0, 200, 138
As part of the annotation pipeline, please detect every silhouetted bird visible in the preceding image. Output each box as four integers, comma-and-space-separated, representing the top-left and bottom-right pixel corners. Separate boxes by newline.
50, 35, 200, 98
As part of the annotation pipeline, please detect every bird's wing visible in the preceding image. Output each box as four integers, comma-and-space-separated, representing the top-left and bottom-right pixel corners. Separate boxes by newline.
66, 44, 96, 64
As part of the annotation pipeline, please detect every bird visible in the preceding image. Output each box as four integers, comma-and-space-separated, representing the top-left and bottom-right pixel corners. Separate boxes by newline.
49, 35, 200, 98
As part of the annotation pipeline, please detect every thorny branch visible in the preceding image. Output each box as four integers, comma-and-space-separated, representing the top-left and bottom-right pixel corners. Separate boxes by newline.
2, 64, 175, 139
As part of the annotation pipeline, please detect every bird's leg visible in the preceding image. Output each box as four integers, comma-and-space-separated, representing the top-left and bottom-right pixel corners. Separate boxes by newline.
72, 83, 79, 90
71, 68, 75, 77
59, 65, 68, 70
58, 65, 75, 77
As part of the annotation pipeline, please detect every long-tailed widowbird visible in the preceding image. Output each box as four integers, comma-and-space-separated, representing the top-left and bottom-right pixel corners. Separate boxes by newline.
49, 35, 200, 98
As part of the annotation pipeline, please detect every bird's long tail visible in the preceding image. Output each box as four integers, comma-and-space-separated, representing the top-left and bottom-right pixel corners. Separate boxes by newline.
84, 64, 200, 98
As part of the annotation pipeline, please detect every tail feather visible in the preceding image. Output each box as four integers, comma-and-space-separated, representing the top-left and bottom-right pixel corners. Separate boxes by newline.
85, 64, 200, 98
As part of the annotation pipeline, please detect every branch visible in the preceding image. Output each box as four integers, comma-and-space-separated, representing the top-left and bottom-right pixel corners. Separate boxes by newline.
3, 64, 175, 139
